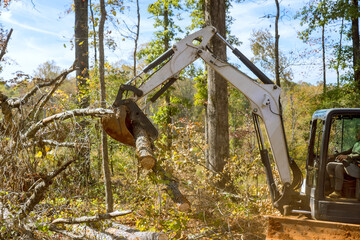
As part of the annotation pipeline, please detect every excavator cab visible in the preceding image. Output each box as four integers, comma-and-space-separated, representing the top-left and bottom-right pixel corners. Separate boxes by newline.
305, 108, 360, 223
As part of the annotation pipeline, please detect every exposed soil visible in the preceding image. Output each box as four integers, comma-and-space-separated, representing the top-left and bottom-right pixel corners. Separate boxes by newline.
266, 216, 360, 240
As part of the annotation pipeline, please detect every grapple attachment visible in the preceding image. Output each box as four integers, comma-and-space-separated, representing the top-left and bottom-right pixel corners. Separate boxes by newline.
102, 105, 135, 146
102, 99, 158, 146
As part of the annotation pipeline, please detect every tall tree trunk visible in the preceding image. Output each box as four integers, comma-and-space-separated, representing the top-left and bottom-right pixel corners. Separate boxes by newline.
163, 7, 173, 154
337, 18, 344, 87
274, 0, 280, 86
204, 0, 229, 175
133, 0, 140, 78
322, 24, 326, 93
351, 0, 360, 90
75, 0, 91, 184
99, 0, 113, 212
75, 0, 89, 108
89, 0, 97, 64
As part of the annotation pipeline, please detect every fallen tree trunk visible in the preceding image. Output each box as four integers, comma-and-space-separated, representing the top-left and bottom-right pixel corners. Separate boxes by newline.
51, 210, 132, 225
68, 223, 168, 240
106, 222, 168, 240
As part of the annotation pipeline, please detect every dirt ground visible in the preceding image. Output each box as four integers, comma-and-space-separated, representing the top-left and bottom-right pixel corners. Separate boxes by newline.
266, 216, 360, 240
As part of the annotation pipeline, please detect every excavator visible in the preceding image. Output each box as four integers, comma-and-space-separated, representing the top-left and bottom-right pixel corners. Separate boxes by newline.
102, 26, 360, 239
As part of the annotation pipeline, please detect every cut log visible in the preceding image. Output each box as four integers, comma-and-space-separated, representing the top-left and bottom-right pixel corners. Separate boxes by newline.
133, 124, 156, 170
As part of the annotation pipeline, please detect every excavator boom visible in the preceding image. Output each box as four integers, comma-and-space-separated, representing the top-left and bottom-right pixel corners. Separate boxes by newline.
104, 26, 301, 211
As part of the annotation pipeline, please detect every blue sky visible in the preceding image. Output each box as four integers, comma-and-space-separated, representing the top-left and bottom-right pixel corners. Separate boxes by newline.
0, 0, 340, 84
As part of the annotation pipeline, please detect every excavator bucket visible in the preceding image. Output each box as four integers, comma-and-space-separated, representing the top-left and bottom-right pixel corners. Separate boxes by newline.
267, 216, 360, 240
101, 105, 135, 147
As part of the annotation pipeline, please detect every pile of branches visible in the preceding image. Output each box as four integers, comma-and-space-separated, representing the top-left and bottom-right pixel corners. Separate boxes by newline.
0, 62, 124, 238
0, 30, 179, 239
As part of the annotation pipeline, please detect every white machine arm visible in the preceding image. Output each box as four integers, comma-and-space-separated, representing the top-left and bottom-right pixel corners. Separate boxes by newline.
131, 26, 292, 185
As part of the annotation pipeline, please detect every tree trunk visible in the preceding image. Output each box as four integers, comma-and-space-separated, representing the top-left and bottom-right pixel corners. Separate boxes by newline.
133, 0, 140, 78
163, 7, 173, 155
204, 0, 229, 175
71, 223, 168, 240
89, 0, 97, 64
337, 18, 344, 87
322, 24, 326, 93
75, 0, 89, 108
351, 0, 360, 90
99, 0, 113, 213
275, 0, 280, 86
75, 0, 91, 185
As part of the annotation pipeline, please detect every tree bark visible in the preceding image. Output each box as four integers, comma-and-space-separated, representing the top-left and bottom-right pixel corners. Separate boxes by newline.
75, 0, 91, 185
99, 0, 113, 213
75, 0, 90, 108
204, 0, 229, 175
163, 6, 173, 155
0, 28, 13, 62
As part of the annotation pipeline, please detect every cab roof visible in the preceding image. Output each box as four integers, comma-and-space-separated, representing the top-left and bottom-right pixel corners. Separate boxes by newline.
312, 108, 360, 121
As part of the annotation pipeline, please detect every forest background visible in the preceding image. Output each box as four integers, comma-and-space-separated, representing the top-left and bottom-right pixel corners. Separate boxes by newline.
0, 0, 359, 239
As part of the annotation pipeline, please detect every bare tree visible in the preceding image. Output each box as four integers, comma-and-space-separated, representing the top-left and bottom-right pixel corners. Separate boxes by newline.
275, 0, 280, 86
99, 0, 113, 212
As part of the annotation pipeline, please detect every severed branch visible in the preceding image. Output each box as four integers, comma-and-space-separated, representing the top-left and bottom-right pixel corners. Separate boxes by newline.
22, 108, 114, 140
32, 63, 75, 120
0, 28, 13, 62
26, 139, 87, 148
18, 159, 75, 219
50, 210, 132, 225
3, 62, 76, 108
